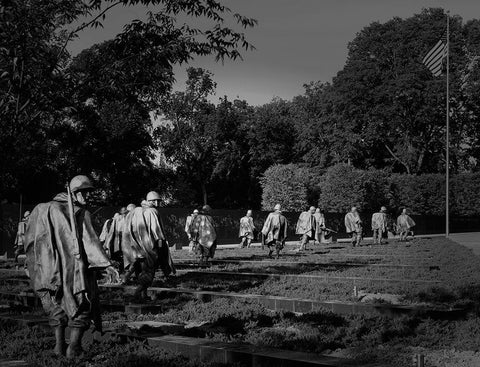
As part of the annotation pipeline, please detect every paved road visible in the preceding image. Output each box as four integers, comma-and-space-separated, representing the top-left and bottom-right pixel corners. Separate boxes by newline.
450, 232, 480, 256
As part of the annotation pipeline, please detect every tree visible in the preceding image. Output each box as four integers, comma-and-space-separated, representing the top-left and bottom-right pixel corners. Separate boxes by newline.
291, 8, 480, 174
208, 98, 256, 208
154, 67, 217, 206
0, 0, 256, 203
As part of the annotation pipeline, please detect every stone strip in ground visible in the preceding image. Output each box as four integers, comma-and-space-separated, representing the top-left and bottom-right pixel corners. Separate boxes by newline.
177, 270, 442, 285
173, 259, 436, 269
0, 359, 30, 366
0, 287, 463, 320
99, 285, 466, 319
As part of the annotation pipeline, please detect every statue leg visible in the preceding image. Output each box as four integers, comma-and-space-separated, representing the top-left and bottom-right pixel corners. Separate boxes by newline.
38, 291, 68, 355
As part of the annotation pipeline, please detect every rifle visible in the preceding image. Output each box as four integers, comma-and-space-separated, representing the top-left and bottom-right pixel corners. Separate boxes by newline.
66, 183, 87, 291
322, 227, 338, 234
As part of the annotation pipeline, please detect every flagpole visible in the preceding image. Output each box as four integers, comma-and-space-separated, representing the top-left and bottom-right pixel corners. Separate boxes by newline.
445, 11, 450, 238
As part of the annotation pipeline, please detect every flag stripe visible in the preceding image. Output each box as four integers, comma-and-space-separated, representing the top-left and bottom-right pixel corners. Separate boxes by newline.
422, 32, 448, 77
422, 40, 444, 64
424, 44, 446, 68
426, 53, 445, 71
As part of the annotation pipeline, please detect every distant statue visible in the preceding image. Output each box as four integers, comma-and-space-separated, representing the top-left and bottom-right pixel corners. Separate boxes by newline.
185, 209, 199, 252
189, 205, 217, 264
344, 206, 362, 247
239, 209, 256, 248
371, 206, 388, 245
295, 206, 316, 251
261, 204, 288, 259
14, 210, 30, 262
397, 208, 416, 241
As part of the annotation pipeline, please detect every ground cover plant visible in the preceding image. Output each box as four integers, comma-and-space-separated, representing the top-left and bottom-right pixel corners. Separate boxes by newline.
0, 318, 237, 367
102, 298, 480, 367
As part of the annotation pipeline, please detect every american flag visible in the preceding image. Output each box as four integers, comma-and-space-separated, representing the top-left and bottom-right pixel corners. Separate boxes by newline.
422, 33, 448, 77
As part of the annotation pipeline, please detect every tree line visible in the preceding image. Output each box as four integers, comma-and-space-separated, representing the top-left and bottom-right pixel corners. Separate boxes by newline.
1, 5, 479, 210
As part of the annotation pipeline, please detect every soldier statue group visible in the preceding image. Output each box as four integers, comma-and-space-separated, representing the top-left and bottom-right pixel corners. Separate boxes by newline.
12, 174, 417, 358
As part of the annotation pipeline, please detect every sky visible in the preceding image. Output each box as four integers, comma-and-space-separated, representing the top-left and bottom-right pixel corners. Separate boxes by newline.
68, 0, 480, 106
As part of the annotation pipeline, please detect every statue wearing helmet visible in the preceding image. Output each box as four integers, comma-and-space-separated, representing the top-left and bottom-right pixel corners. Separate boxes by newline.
188, 205, 217, 264
25, 175, 118, 358
261, 204, 288, 259
14, 210, 31, 262
121, 190, 175, 300
69, 175, 94, 206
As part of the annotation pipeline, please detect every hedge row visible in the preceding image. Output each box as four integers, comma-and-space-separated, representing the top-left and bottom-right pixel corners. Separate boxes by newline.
261, 164, 480, 216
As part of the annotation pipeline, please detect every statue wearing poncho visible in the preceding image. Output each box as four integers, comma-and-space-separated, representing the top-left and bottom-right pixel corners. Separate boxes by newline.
295, 207, 316, 251
261, 206, 288, 258
239, 210, 256, 248
371, 207, 388, 245
396, 210, 416, 241
26, 192, 111, 328
123, 206, 176, 297
189, 205, 217, 262
103, 211, 127, 271
344, 207, 362, 247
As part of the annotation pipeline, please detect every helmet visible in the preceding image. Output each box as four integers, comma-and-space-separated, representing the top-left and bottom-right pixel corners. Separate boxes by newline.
274, 204, 281, 211
127, 204, 136, 211
141, 200, 149, 208
202, 205, 212, 212
69, 175, 94, 193
24, 211, 30, 217
381, 206, 387, 212
146, 191, 161, 201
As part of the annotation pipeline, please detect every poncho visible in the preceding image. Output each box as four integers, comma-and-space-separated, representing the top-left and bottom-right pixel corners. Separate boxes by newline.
261, 212, 288, 245
397, 214, 416, 231
25, 193, 111, 320
123, 207, 175, 276
295, 211, 316, 237
189, 214, 217, 257
239, 216, 255, 239
344, 212, 362, 233
371, 212, 387, 230
104, 214, 126, 255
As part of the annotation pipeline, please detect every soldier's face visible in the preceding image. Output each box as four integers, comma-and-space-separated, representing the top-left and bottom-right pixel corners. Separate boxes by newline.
149, 199, 159, 208
75, 191, 88, 206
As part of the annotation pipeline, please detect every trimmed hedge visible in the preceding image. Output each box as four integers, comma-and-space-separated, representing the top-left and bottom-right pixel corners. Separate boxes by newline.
260, 164, 310, 211
261, 163, 480, 215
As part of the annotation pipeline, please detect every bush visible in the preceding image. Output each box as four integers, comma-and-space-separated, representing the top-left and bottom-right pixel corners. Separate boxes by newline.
304, 164, 480, 215
391, 172, 480, 216
317, 164, 391, 213
261, 164, 311, 211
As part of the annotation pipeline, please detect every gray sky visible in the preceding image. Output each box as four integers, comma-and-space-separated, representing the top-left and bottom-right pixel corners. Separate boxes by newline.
68, 0, 480, 106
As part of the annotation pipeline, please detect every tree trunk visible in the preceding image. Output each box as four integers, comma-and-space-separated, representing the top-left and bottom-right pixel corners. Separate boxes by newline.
201, 182, 207, 206
416, 147, 426, 173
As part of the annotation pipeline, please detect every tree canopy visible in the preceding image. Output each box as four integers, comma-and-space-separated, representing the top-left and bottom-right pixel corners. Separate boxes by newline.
0, 0, 256, 204
1, 6, 480, 211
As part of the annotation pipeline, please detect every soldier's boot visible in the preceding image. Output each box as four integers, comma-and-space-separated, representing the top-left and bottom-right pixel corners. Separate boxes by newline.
66, 327, 84, 358
53, 326, 66, 356
121, 268, 133, 284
